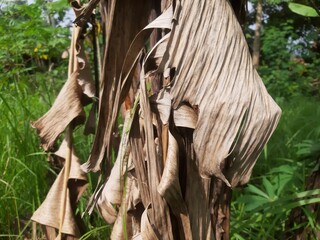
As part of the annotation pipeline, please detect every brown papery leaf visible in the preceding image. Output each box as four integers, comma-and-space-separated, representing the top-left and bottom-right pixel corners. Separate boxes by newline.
31, 140, 88, 239
32, 72, 85, 151
164, 0, 281, 186
109, 174, 140, 240
81, 0, 154, 173
30, 0, 282, 238
157, 131, 192, 239
32, 1, 95, 151
134, 7, 177, 237
96, 110, 133, 223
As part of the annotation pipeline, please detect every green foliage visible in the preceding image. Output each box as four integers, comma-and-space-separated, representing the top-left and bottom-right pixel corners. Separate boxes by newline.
231, 97, 320, 239
0, 82, 51, 237
0, 0, 70, 90
0, 0, 70, 237
288, 2, 319, 17
258, 20, 320, 100
246, 0, 320, 100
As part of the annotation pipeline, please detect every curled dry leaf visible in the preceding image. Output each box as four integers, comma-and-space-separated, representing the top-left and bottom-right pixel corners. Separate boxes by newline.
31, 140, 88, 239
32, 1, 95, 151
81, 1, 173, 173
96, 110, 133, 223
31, 72, 85, 151
165, 0, 281, 187
32, 1, 94, 238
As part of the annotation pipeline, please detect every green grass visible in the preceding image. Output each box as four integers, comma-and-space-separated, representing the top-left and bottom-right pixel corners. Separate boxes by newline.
0, 82, 51, 238
0, 78, 113, 238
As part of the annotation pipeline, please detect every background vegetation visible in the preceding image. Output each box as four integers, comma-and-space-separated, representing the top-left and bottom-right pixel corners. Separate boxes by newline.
0, 0, 319, 239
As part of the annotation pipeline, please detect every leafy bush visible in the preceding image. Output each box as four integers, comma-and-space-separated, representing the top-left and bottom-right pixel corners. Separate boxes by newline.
231, 97, 320, 239
259, 20, 320, 100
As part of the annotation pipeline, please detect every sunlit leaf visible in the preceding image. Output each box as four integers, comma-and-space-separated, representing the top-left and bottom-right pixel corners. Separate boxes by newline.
288, 3, 319, 17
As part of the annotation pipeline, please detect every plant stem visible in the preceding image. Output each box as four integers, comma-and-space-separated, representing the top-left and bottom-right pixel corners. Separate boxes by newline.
57, 125, 73, 240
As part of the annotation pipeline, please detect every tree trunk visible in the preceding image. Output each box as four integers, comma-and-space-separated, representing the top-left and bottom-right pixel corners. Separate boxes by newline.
252, 0, 262, 68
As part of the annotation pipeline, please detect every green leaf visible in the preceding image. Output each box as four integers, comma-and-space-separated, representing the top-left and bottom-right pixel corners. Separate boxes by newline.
238, 195, 270, 211
288, 3, 319, 17
262, 177, 276, 199
232, 233, 247, 240
269, 198, 320, 214
302, 207, 316, 229
268, 164, 295, 175
246, 184, 270, 199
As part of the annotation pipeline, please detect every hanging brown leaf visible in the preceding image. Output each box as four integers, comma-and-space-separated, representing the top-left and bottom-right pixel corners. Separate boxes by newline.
32, 1, 95, 151
32, 0, 282, 239
31, 140, 88, 239
163, 0, 281, 187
